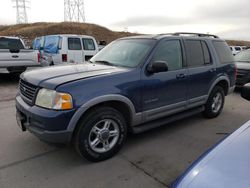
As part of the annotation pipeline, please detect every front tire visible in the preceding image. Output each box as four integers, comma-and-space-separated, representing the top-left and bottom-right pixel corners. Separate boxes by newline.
203, 86, 225, 118
74, 107, 127, 162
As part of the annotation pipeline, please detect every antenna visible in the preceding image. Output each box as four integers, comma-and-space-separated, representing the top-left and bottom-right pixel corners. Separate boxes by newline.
12, 0, 29, 24
64, 0, 85, 22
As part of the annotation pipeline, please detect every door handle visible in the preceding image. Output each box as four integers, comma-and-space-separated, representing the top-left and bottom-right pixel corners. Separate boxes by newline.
176, 74, 187, 79
12, 55, 19, 58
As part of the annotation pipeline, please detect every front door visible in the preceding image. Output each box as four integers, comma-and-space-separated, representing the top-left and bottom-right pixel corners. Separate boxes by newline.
184, 39, 216, 106
141, 39, 188, 122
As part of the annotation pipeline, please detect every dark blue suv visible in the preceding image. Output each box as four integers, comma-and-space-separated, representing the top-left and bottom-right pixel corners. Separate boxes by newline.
16, 33, 236, 161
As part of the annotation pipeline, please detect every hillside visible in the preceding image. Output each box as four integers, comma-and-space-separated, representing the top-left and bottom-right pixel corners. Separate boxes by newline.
0, 22, 249, 46
0, 22, 135, 45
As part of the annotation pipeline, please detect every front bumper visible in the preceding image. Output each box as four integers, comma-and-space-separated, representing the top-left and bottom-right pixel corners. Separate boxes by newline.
236, 72, 250, 87
15, 95, 76, 143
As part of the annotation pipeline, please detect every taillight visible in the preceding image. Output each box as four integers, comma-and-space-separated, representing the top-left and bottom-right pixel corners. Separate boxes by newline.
62, 54, 67, 62
234, 65, 237, 80
37, 52, 41, 63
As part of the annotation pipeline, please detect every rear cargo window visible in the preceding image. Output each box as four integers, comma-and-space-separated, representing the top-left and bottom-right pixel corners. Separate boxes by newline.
213, 41, 234, 64
82, 38, 95, 50
0, 38, 24, 49
68, 38, 82, 50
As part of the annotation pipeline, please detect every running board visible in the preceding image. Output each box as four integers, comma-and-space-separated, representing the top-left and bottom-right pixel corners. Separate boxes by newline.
131, 106, 205, 134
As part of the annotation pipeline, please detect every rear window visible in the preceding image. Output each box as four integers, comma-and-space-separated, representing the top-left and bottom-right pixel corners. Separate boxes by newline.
68, 38, 82, 50
0, 38, 24, 49
44, 36, 60, 54
213, 41, 234, 64
82, 38, 95, 50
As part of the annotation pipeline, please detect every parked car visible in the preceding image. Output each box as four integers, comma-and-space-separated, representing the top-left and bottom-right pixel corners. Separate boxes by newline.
171, 83, 250, 188
16, 32, 236, 162
0, 36, 41, 73
230, 46, 244, 56
32, 34, 99, 65
235, 49, 250, 87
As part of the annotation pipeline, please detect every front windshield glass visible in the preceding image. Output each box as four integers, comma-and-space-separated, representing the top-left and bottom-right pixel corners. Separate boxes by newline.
90, 39, 155, 68
235, 50, 250, 62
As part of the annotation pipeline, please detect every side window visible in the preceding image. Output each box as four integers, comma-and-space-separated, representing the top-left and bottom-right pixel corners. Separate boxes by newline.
186, 40, 204, 67
82, 38, 95, 50
213, 41, 234, 64
152, 40, 183, 71
68, 38, 82, 50
201, 41, 211, 64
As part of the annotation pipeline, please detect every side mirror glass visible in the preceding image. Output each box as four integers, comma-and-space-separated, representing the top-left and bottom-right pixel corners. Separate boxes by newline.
147, 61, 168, 74
241, 83, 250, 101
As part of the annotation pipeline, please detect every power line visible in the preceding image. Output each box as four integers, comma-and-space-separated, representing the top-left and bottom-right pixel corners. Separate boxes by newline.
64, 0, 85, 22
12, 0, 29, 24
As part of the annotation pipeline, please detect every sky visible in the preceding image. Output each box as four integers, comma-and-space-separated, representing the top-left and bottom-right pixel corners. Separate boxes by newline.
0, 0, 249, 40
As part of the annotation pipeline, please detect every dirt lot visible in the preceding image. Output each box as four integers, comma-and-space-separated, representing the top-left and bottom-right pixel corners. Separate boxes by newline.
0, 73, 249, 188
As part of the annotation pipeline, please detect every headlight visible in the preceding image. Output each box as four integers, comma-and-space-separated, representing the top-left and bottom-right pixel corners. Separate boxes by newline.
35, 88, 73, 110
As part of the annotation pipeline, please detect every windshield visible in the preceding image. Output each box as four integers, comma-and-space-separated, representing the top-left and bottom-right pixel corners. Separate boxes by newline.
235, 50, 250, 62
90, 39, 155, 68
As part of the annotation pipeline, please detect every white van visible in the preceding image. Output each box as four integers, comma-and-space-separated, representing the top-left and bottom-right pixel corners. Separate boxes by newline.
33, 34, 99, 65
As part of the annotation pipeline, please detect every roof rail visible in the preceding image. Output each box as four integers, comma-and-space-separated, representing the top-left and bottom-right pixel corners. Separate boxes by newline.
172, 32, 219, 38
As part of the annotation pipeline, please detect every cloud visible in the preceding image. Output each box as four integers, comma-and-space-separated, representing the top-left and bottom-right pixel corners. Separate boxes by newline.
110, 0, 250, 40
112, 16, 190, 27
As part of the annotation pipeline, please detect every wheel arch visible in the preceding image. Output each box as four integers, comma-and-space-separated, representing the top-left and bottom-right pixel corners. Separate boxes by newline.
67, 95, 141, 135
208, 76, 230, 98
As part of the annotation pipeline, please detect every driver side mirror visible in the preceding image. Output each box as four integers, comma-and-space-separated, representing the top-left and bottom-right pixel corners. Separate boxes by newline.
147, 61, 168, 74
241, 83, 250, 101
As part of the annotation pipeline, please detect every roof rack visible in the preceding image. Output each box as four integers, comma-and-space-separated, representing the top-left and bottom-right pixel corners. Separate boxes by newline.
172, 32, 219, 38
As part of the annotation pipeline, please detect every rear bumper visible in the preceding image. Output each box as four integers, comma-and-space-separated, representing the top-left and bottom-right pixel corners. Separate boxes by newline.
0, 65, 42, 73
15, 95, 75, 143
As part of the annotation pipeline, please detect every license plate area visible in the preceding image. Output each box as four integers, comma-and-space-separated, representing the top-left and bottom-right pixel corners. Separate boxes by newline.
16, 110, 27, 131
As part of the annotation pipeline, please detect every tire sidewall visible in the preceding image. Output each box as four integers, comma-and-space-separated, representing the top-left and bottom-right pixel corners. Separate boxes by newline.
75, 107, 127, 161
205, 86, 225, 118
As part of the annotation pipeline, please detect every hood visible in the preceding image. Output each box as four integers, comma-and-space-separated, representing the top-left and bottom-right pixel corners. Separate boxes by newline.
173, 120, 250, 188
21, 63, 129, 89
236, 62, 250, 70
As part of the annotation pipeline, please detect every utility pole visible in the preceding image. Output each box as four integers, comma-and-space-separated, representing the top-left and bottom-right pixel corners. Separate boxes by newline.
64, 0, 85, 22
12, 0, 29, 24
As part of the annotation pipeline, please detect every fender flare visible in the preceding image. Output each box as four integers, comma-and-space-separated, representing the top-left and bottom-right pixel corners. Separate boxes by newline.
67, 94, 140, 132
207, 76, 230, 100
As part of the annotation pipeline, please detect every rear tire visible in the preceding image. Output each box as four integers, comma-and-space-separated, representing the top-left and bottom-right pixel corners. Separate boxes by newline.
74, 107, 127, 162
203, 86, 225, 118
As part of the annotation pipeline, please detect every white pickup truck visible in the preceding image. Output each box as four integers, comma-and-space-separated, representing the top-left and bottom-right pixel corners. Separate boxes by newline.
0, 36, 41, 73
32, 34, 100, 65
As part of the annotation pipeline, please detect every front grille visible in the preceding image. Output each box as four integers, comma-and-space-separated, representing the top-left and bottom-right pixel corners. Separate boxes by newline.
19, 79, 38, 103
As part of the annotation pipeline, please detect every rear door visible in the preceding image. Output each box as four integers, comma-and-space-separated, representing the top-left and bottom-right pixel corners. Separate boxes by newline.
184, 39, 216, 107
67, 37, 83, 63
82, 38, 98, 61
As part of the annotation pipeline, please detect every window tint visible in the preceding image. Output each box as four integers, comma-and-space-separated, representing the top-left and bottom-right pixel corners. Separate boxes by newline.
235, 47, 241, 51
0, 38, 24, 49
82, 38, 95, 50
152, 40, 183, 71
213, 41, 234, 64
68, 38, 82, 50
186, 40, 204, 67
201, 41, 211, 64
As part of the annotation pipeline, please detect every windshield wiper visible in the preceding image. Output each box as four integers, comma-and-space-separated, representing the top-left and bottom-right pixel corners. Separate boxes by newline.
94, 60, 115, 66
